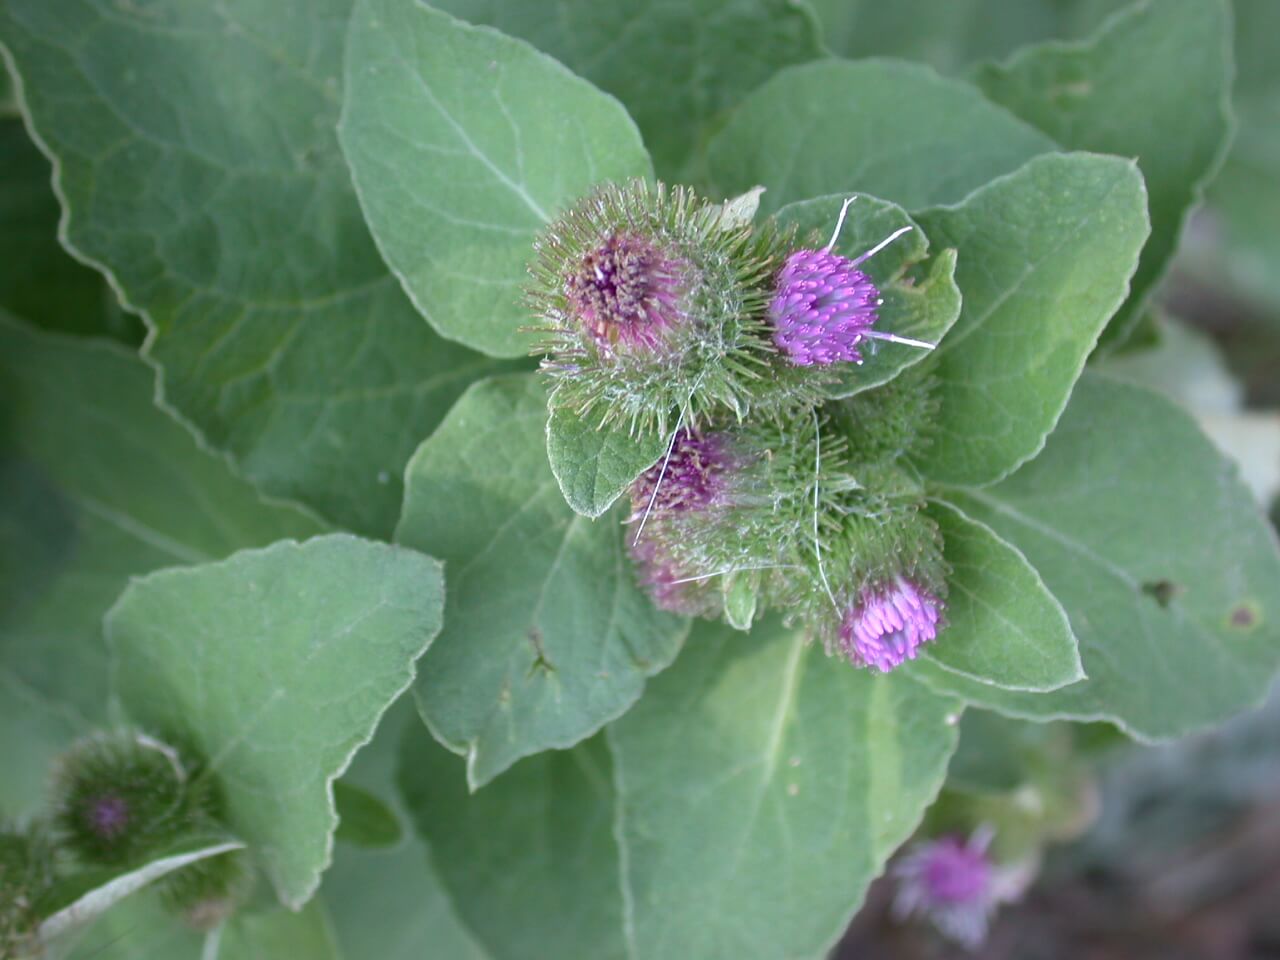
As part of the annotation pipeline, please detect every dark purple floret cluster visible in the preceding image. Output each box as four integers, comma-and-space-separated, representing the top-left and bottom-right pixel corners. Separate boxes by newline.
564, 230, 688, 352
86, 793, 130, 840
769, 248, 882, 366
838, 576, 942, 672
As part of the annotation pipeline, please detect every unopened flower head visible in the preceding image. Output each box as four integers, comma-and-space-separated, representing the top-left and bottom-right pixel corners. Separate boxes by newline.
838, 575, 942, 672
893, 828, 1000, 949
86, 792, 130, 841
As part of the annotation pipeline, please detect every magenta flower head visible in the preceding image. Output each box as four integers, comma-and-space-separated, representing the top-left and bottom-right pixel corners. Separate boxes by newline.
838, 575, 942, 672
563, 230, 689, 353
770, 247, 881, 366
893, 828, 999, 949
769, 200, 933, 367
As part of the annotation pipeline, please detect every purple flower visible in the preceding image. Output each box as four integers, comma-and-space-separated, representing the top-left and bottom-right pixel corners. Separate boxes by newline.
893, 828, 999, 949
627, 534, 718, 616
564, 230, 688, 352
86, 793, 130, 840
838, 576, 942, 672
769, 248, 882, 366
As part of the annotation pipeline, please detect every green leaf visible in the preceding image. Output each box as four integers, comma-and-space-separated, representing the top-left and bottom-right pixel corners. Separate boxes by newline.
914, 501, 1081, 691
608, 618, 960, 960
66, 895, 340, 960
927, 373, 1280, 739
106, 535, 444, 908
0, 318, 323, 796
808, 0, 1125, 74
706, 59, 1056, 215
913, 152, 1150, 486
325, 837, 489, 960
0, 119, 134, 341
545, 406, 665, 519
428, 0, 823, 179
396, 374, 687, 787
0, 0, 517, 536
339, 0, 651, 359
333, 780, 402, 849
37, 838, 243, 946
772, 194, 962, 397
398, 721, 624, 960
974, 0, 1233, 349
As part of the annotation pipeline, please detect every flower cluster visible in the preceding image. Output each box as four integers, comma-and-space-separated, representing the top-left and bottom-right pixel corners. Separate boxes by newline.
893, 828, 1002, 949
530, 181, 950, 671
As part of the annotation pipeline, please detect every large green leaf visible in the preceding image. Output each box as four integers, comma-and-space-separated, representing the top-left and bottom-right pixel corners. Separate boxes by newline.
398, 721, 624, 960
339, 0, 651, 359
706, 59, 1055, 215
916, 501, 1081, 692
975, 0, 1233, 349
807, 0, 1125, 74
0, 317, 323, 807
928, 373, 1280, 739
771, 194, 961, 397
429, 0, 823, 180
66, 895, 340, 960
608, 618, 960, 960
106, 535, 444, 908
396, 374, 687, 787
0, 119, 133, 341
0, 0, 516, 536
913, 153, 1149, 486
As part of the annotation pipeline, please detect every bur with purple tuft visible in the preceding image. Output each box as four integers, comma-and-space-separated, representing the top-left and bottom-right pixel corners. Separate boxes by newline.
838, 575, 943, 672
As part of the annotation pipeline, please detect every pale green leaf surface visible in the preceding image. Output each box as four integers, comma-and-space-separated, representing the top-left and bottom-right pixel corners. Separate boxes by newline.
772, 195, 961, 397
608, 618, 960, 960
0, 0, 516, 536
398, 721, 624, 960
340, 0, 651, 358
913, 152, 1150, 486
975, 0, 1233, 348
545, 406, 665, 519
706, 59, 1056, 215
66, 896, 339, 960
396, 374, 687, 787
106, 535, 444, 908
429, 0, 823, 179
0, 318, 323, 801
915, 501, 1082, 692
927, 374, 1280, 739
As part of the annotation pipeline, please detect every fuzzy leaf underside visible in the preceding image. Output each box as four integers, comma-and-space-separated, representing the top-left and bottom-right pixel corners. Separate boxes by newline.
106, 535, 444, 908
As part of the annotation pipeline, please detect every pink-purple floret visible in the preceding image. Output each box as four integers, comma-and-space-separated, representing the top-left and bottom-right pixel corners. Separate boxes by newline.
88, 793, 130, 839
893, 831, 997, 948
838, 576, 941, 672
769, 248, 882, 366
564, 231, 687, 352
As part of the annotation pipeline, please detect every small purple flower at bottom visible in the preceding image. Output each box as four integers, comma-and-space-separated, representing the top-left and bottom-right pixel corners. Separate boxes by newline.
86, 793, 130, 840
564, 230, 688, 353
769, 248, 882, 366
893, 827, 998, 949
838, 576, 942, 672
